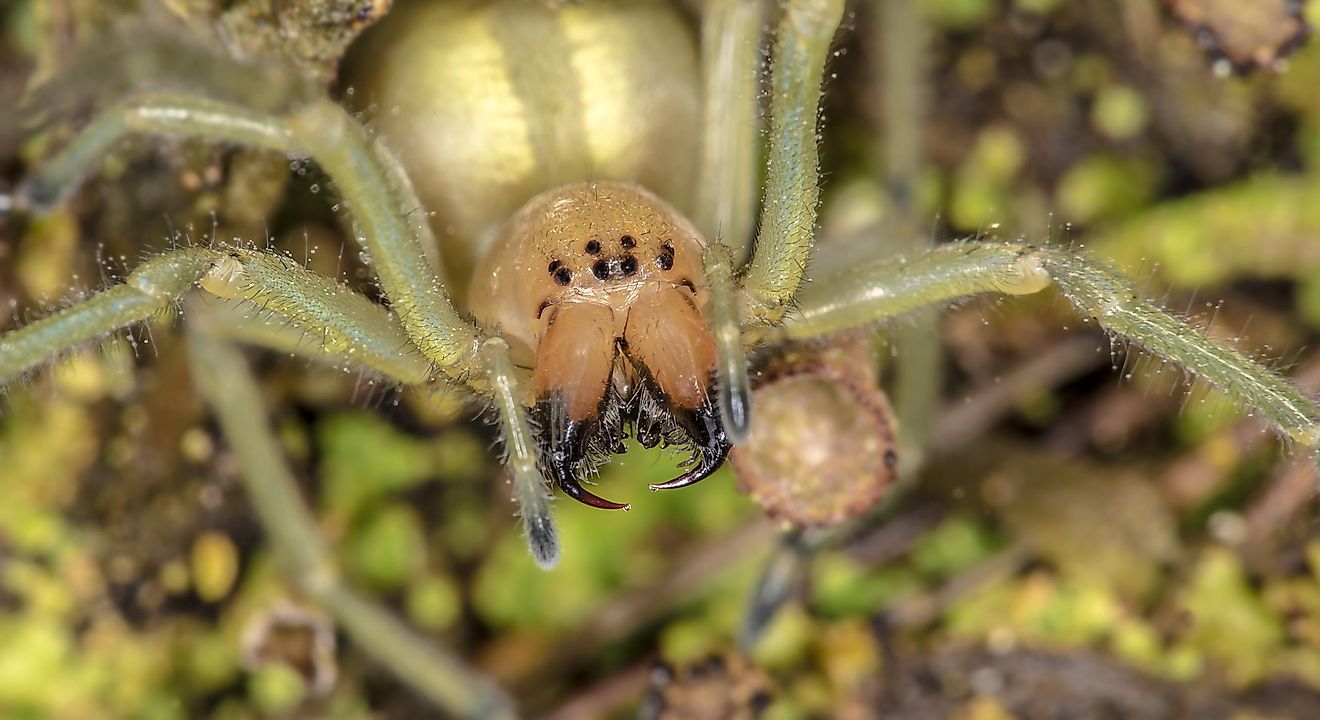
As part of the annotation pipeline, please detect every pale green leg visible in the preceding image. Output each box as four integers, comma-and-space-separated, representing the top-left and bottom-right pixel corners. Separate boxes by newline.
480, 337, 557, 569
778, 242, 1320, 450
197, 248, 434, 385
741, 0, 930, 640
704, 243, 753, 442
0, 245, 550, 565
722, 0, 841, 636
282, 99, 484, 373
372, 134, 445, 274
693, 0, 764, 443
184, 315, 517, 720
2, 249, 517, 712
876, 0, 940, 462
20, 91, 484, 376
20, 93, 296, 210
1, 247, 434, 388
696, 0, 763, 263
278, 102, 559, 560
0, 249, 215, 384
17, 88, 557, 565
739, 0, 845, 327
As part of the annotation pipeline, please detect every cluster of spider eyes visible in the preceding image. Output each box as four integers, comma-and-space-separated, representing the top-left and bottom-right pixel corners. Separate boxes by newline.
547, 235, 675, 286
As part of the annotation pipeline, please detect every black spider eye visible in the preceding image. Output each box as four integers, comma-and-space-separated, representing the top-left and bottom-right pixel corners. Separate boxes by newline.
592, 259, 611, 280
553, 266, 572, 285
585, 239, 601, 254
657, 243, 675, 271
548, 259, 563, 273
620, 255, 638, 276
620, 235, 636, 249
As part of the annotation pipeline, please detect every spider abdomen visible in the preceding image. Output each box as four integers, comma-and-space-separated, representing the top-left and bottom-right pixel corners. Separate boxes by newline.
348, 0, 700, 295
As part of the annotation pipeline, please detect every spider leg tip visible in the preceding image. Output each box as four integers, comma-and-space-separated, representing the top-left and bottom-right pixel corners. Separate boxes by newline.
525, 513, 560, 570
719, 384, 752, 445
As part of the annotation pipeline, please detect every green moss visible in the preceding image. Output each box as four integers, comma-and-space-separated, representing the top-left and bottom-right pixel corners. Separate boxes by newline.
247, 663, 308, 715
406, 574, 462, 631
319, 412, 436, 521
1055, 155, 1158, 225
921, 0, 995, 29
345, 503, 429, 592
1090, 85, 1150, 141
1181, 548, 1285, 685
812, 554, 924, 618
910, 516, 998, 577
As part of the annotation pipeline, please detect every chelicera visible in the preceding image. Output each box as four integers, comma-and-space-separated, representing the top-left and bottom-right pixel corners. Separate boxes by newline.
3, 0, 1318, 578
4, 1, 1320, 715
0, 0, 1314, 576
470, 182, 727, 510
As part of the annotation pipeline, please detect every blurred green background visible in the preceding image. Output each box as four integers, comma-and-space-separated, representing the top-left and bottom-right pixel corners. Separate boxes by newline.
4, 0, 1320, 718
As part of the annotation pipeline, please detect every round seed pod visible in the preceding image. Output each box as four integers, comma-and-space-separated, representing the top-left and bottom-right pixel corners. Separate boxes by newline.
730, 339, 899, 528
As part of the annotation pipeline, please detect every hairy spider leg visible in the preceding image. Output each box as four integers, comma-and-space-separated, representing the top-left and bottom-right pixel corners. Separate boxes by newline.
0, 248, 214, 382
184, 310, 517, 719
695, 0, 762, 265
482, 337, 562, 568
736, 0, 845, 331
878, 0, 942, 461
8, 87, 559, 563
695, 0, 763, 444
703, 242, 753, 444
17, 92, 487, 380
0, 247, 434, 389
775, 242, 1320, 455
0, 244, 516, 716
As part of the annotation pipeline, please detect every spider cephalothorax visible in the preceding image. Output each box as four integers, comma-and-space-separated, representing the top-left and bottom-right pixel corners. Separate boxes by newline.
6, 1, 1320, 712
470, 181, 730, 509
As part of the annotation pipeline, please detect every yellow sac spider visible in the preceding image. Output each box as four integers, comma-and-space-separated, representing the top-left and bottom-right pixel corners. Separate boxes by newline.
4, 0, 1319, 581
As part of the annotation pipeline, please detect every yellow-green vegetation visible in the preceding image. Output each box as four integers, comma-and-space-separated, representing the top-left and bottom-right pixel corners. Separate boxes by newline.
5, 0, 1320, 717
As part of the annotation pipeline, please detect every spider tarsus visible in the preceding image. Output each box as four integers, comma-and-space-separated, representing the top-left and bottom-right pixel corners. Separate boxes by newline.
718, 377, 753, 445
13, 179, 60, 214
525, 512, 561, 570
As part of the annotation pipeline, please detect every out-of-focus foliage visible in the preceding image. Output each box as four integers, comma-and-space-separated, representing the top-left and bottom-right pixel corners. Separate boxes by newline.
4, 0, 1320, 717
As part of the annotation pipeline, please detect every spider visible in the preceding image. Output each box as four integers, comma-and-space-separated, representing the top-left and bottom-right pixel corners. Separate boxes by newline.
2, 0, 1319, 714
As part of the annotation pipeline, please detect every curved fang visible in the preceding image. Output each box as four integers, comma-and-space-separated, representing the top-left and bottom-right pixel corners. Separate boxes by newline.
557, 472, 631, 510
541, 412, 630, 510
649, 400, 731, 491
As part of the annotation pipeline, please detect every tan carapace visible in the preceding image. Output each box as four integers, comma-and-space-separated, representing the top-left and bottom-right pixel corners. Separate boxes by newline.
468, 182, 728, 509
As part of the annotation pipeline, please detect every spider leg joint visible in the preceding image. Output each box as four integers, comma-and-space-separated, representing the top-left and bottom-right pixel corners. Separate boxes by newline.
200, 253, 249, 299
995, 249, 1052, 296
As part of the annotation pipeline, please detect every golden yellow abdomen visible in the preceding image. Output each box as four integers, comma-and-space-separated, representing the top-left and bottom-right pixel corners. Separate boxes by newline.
348, 0, 700, 294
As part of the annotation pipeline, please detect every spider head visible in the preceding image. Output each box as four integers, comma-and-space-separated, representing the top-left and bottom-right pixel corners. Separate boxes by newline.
469, 182, 732, 509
